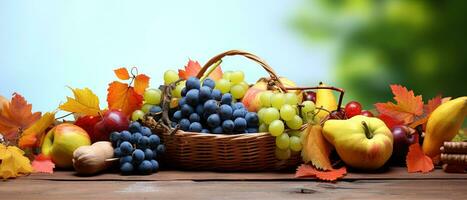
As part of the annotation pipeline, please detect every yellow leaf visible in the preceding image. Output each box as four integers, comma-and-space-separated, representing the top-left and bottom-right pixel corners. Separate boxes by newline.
0, 144, 33, 180
18, 112, 56, 149
301, 125, 334, 170
59, 87, 101, 116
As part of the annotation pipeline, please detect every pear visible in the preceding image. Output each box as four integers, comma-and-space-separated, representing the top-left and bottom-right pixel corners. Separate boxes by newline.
315, 82, 338, 120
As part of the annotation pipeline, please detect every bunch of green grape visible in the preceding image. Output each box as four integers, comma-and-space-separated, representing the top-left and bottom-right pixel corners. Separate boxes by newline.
258, 91, 316, 160
215, 71, 249, 99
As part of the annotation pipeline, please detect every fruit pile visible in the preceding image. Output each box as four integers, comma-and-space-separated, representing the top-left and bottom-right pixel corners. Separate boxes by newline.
170, 76, 259, 134
111, 121, 165, 175
131, 88, 163, 121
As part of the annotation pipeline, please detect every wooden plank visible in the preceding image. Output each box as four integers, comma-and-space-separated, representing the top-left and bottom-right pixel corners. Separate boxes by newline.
20, 168, 467, 181
1, 179, 466, 200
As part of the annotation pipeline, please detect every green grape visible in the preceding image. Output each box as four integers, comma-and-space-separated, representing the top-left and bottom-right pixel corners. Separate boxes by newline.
238, 81, 249, 91
271, 93, 285, 109
141, 104, 154, 113
286, 115, 303, 130
284, 93, 299, 105
257, 108, 266, 123
262, 107, 280, 124
171, 83, 184, 98
301, 101, 316, 118
230, 71, 245, 84
275, 133, 290, 150
164, 70, 179, 84
215, 79, 231, 93
223, 71, 233, 81
275, 148, 291, 160
260, 91, 273, 107
269, 120, 284, 136
288, 130, 302, 138
131, 110, 145, 121
230, 84, 246, 99
280, 104, 296, 121
144, 89, 162, 105
289, 136, 302, 152
259, 123, 268, 132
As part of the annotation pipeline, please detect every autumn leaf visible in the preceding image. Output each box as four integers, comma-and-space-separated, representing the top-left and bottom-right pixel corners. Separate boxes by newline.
0, 95, 7, 113
409, 96, 451, 129
0, 144, 33, 180
0, 93, 41, 142
301, 125, 333, 170
18, 112, 56, 149
59, 87, 101, 117
375, 85, 424, 124
406, 134, 434, 173
114, 67, 130, 80
295, 164, 347, 182
178, 59, 223, 80
107, 81, 143, 116
134, 74, 150, 95
378, 114, 404, 130
31, 154, 55, 174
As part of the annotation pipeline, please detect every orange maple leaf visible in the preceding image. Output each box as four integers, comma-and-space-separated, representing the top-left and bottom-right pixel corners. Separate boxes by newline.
107, 81, 143, 116
31, 154, 55, 174
406, 134, 434, 173
301, 125, 333, 170
295, 164, 347, 182
134, 74, 150, 95
114, 68, 130, 80
178, 59, 223, 80
375, 85, 423, 124
0, 93, 41, 142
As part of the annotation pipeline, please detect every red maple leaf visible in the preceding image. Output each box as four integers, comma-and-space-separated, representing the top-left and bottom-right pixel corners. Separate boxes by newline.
178, 59, 223, 80
31, 154, 55, 174
295, 164, 347, 182
374, 85, 423, 124
378, 114, 404, 130
406, 134, 434, 173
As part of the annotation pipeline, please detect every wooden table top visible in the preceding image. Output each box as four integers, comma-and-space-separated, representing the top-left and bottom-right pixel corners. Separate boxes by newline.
1, 168, 466, 200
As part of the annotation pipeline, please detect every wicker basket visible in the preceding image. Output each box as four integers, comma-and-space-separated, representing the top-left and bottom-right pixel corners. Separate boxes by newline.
145, 50, 306, 171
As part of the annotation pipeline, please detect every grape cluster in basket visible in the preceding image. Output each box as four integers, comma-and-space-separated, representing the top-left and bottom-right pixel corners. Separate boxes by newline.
111, 121, 166, 175
171, 76, 259, 134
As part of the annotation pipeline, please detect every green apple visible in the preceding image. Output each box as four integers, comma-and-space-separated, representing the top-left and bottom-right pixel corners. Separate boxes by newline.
41, 123, 91, 168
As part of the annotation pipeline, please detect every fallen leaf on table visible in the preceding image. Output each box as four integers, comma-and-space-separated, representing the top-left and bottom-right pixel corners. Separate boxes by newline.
406, 134, 434, 173
375, 85, 423, 125
31, 154, 55, 174
18, 112, 56, 149
134, 74, 150, 95
107, 81, 143, 116
178, 59, 223, 80
301, 125, 333, 170
0, 144, 33, 180
295, 164, 347, 182
59, 87, 101, 117
0, 93, 41, 143
114, 67, 130, 80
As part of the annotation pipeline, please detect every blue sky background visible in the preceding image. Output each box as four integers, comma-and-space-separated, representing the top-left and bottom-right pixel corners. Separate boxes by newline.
0, 0, 333, 112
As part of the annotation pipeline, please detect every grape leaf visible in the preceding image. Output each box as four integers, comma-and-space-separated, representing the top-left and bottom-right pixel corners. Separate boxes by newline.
295, 164, 347, 181
114, 67, 130, 80
406, 134, 434, 173
134, 74, 150, 95
0, 93, 41, 143
375, 85, 423, 124
107, 81, 143, 116
0, 144, 33, 180
59, 87, 102, 117
178, 59, 223, 80
31, 154, 55, 174
301, 125, 333, 170
18, 112, 56, 149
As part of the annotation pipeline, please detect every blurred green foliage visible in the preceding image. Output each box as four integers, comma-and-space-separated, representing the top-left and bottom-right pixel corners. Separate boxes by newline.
292, 0, 467, 108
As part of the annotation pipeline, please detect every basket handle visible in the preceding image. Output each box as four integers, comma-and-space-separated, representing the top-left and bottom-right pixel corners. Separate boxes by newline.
196, 50, 288, 92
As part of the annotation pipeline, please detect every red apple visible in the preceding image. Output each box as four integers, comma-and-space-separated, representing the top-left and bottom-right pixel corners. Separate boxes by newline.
390, 125, 417, 164
92, 110, 129, 142
75, 115, 102, 141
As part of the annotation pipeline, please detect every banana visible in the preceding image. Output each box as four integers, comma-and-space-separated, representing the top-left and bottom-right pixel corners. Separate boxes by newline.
423, 96, 467, 158
315, 82, 338, 120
